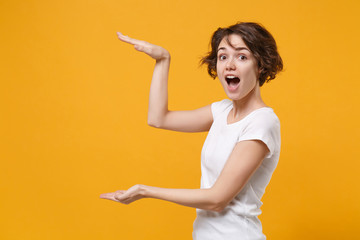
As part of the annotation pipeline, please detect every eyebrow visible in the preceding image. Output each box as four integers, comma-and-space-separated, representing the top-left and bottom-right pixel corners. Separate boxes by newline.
217, 47, 250, 52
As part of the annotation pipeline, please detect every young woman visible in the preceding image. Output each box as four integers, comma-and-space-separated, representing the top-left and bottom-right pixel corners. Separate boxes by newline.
101, 22, 283, 240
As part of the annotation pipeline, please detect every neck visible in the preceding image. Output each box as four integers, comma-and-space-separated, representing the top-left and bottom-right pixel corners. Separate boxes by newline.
231, 84, 266, 119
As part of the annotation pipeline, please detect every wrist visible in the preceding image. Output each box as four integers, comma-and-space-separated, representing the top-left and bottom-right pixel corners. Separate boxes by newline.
162, 50, 170, 60
139, 184, 151, 198
156, 55, 171, 63
155, 49, 170, 62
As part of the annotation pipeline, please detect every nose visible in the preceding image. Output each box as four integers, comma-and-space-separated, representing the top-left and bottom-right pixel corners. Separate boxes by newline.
225, 58, 236, 70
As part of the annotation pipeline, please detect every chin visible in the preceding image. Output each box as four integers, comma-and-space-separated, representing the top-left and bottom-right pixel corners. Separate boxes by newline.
225, 93, 243, 101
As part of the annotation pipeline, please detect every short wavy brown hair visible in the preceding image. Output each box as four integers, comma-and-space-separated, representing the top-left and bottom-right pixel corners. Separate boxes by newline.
201, 22, 283, 86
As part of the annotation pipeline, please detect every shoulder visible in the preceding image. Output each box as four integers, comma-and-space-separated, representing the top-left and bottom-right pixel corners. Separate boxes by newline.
246, 107, 280, 130
211, 99, 232, 119
238, 108, 281, 158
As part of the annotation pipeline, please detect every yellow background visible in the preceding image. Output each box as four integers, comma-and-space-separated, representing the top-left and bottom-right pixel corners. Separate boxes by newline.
1, 0, 359, 239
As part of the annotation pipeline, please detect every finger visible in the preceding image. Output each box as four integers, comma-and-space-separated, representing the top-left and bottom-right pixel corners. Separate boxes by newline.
118, 196, 132, 205
116, 32, 133, 43
114, 190, 127, 201
134, 44, 145, 52
115, 190, 126, 194
100, 192, 118, 201
117, 32, 142, 46
99, 192, 113, 199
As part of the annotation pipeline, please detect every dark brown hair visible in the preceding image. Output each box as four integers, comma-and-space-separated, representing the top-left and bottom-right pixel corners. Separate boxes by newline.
201, 22, 283, 86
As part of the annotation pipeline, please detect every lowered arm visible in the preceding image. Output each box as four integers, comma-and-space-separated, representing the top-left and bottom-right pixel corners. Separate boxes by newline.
100, 139, 269, 212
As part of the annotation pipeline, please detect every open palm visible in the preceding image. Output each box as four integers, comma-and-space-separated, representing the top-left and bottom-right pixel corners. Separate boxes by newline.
117, 32, 170, 60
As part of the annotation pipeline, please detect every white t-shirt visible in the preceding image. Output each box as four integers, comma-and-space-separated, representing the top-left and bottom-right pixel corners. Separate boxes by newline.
192, 99, 281, 240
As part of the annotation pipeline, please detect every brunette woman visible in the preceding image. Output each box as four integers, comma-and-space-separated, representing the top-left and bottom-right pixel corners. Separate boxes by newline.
101, 22, 283, 240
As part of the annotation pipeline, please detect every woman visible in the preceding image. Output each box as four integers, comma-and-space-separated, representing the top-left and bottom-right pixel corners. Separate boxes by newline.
101, 22, 283, 240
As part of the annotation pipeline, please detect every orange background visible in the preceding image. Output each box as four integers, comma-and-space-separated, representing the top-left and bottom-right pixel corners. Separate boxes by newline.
1, 0, 359, 239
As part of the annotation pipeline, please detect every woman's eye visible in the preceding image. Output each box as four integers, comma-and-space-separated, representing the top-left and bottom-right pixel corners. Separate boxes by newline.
219, 55, 226, 60
239, 55, 247, 60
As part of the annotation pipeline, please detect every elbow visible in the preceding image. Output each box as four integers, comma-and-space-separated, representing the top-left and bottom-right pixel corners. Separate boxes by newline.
206, 190, 235, 212
209, 199, 228, 213
147, 118, 162, 128
147, 110, 169, 129
211, 204, 226, 213
147, 112, 168, 129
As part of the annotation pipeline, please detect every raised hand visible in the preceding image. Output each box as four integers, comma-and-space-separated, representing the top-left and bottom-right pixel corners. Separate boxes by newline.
117, 32, 170, 61
100, 184, 146, 205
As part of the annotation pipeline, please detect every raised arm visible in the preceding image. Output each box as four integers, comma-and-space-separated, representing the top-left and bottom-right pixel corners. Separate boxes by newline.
117, 32, 213, 132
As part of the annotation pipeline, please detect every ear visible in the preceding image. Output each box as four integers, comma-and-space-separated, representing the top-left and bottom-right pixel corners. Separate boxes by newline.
257, 66, 263, 80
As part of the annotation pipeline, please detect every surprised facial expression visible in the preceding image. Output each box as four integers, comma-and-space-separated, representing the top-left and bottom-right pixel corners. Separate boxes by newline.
216, 34, 259, 101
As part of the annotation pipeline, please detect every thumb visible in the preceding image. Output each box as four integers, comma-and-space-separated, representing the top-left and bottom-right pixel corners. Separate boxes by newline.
114, 190, 127, 200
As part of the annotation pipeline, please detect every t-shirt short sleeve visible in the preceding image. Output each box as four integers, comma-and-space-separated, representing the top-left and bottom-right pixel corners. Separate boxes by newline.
211, 99, 232, 120
237, 110, 280, 158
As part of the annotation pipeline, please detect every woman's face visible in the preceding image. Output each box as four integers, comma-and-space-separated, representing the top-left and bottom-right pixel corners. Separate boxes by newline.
216, 34, 259, 101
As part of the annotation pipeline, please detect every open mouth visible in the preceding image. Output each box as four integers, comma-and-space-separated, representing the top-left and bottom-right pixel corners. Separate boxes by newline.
225, 76, 240, 87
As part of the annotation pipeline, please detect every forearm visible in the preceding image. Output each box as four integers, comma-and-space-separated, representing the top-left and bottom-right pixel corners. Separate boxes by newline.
147, 55, 171, 127
142, 185, 225, 212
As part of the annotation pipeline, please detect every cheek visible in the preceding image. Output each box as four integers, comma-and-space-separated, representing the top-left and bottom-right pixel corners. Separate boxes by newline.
216, 61, 221, 71
244, 63, 259, 79
240, 66, 258, 88
216, 63, 224, 78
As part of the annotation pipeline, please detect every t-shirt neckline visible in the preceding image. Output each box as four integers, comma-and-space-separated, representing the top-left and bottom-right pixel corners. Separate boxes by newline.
225, 105, 272, 126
